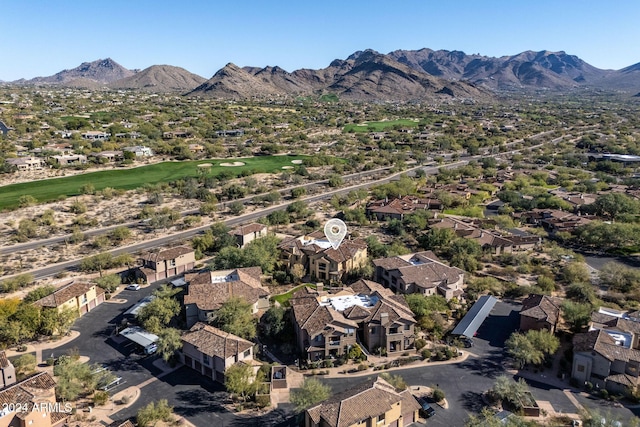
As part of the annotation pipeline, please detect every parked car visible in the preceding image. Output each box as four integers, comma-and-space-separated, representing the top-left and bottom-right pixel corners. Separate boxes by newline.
144, 343, 158, 355
125, 284, 141, 291
417, 397, 435, 418
100, 377, 122, 391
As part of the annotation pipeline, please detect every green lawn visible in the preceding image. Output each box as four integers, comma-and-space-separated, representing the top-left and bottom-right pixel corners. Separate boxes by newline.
343, 119, 419, 133
271, 283, 316, 306
0, 155, 306, 211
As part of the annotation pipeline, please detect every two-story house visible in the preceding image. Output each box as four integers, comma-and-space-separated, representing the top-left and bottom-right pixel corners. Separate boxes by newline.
305, 376, 420, 427
519, 294, 562, 334
137, 246, 195, 284
180, 322, 255, 383
228, 223, 268, 248
33, 281, 105, 317
0, 372, 68, 427
290, 281, 416, 361
183, 267, 269, 327
279, 231, 368, 282
572, 307, 640, 394
373, 251, 464, 300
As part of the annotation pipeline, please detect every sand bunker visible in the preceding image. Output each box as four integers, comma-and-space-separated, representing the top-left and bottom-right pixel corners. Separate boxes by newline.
291, 160, 303, 164
281, 166, 294, 169
197, 163, 213, 168
220, 162, 246, 167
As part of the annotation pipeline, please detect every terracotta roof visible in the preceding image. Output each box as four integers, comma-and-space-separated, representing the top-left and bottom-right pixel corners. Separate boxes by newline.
350, 279, 393, 298
184, 267, 267, 311
306, 377, 419, 427
229, 223, 266, 236
33, 281, 97, 308
520, 294, 561, 326
140, 245, 193, 263
181, 322, 253, 359
0, 372, 57, 414
374, 251, 464, 290
0, 351, 9, 368
574, 329, 640, 363
606, 373, 638, 388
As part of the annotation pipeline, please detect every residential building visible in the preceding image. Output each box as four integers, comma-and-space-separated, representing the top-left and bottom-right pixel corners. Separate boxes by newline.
180, 322, 255, 383
0, 372, 68, 427
49, 155, 87, 166
373, 251, 464, 299
366, 195, 442, 221
137, 246, 195, 284
228, 223, 268, 248
92, 150, 123, 162
279, 231, 368, 282
572, 307, 640, 394
81, 131, 110, 140
290, 280, 416, 361
305, 376, 420, 427
122, 145, 153, 157
184, 267, 268, 327
5, 157, 45, 171
162, 131, 191, 139
519, 294, 562, 333
430, 217, 541, 255
33, 281, 105, 317
0, 351, 16, 388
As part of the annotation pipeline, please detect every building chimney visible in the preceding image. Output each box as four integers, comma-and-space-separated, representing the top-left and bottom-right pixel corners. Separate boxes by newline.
380, 312, 389, 326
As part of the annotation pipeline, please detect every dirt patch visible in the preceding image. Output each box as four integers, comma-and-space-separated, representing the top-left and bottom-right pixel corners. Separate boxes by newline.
220, 161, 246, 167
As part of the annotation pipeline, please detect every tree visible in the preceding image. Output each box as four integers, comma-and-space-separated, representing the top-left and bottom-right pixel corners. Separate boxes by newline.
136, 399, 174, 427
79, 252, 114, 277
54, 357, 99, 401
213, 297, 256, 339
93, 274, 121, 293
23, 285, 56, 303
137, 297, 180, 334
109, 226, 132, 243
12, 353, 36, 378
225, 362, 258, 402
379, 373, 407, 390
506, 330, 559, 369
290, 264, 306, 283
561, 301, 592, 332
39, 307, 77, 336
261, 306, 287, 339
491, 375, 531, 410
156, 328, 182, 362
291, 378, 331, 412
562, 262, 590, 284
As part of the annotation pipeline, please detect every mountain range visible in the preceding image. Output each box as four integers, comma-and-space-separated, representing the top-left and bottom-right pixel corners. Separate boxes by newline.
9, 49, 640, 100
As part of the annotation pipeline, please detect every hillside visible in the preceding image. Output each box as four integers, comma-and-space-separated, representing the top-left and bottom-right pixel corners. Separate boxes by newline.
188, 50, 490, 101
109, 65, 206, 92
23, 58, 134, 85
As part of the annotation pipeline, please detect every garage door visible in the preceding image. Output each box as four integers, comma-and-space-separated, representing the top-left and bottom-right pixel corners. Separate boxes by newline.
402, 410, 415, 425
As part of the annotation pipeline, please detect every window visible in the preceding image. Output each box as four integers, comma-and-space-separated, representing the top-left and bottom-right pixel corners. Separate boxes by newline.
377, 413, 385, 424
404, 324, 410, 330
203, 354, 210, 366
244, 349, 251, 358
169, 259, 176, 267
389, 327, 398, 334
81, 293, 88, 304
319, 263, 327, 271
347, 328, 355, 336
577, 365, 585, 372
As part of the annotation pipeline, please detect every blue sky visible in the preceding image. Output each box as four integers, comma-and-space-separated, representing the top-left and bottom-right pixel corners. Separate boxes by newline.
2, 0, 639, 81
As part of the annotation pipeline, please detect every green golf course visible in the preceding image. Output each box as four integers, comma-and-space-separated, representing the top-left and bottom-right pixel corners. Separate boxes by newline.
343, 119, 420, 133
0, 155, 306, 211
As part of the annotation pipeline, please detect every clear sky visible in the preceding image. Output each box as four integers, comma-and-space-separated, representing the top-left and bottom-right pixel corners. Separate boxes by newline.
2, 0, 639, 81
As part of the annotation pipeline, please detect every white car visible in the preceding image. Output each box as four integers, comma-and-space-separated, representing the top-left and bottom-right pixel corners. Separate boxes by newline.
125, 284, 141, 291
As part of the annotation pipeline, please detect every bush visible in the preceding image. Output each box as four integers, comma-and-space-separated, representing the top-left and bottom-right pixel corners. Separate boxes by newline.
93, 391, 109, 406
357, 363, 368, 371
415, 339, 427, 350
432, 388, 445, 402
421, 348, 432, 360
255, 394, 271, 408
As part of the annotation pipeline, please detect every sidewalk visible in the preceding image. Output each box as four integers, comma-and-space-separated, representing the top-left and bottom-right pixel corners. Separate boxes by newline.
4, 330, 80, 364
